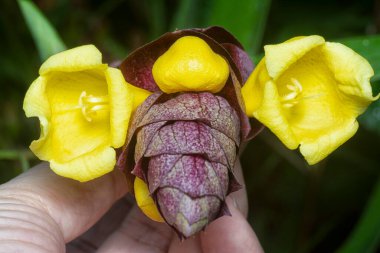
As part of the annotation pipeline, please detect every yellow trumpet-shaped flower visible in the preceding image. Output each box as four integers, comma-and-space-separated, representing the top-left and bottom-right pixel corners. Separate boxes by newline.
242, 36, 378, 165
24, 45, 150, 182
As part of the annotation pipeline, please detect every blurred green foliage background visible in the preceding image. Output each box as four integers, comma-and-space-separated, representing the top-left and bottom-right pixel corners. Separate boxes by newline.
1, 0, 380, 252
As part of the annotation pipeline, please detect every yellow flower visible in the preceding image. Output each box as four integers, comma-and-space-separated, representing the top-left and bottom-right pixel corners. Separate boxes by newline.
24, 45, 150, 182
242, 36, 378, 165
152, 36, 229, 93
134, 177, 164, 222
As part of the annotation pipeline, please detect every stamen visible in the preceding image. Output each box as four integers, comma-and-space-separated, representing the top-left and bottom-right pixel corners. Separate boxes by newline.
283, 101, 298, 108
281, 78, 324, 109
79, 91, 110, 122
282, 91, 298, 101
291, 78, 302, 92
281, 78, 303, 108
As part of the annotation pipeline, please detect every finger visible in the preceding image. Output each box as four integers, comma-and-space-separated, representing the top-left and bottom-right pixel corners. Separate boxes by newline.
97, 160, 250, 253
0, 163, 128, 242
97, 204, 173, 253
168, 235, 202, 253
200, 197, 264, 253
231, 160, 249, 217
67, 195, 135, 252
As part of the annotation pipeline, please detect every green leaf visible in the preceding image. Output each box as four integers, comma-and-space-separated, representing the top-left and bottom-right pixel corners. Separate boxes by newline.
148, 0, 166, 39
336, 176, 380, 253
18, 0, 66, 61
170, 0, 200, 30
205, 0, 271, 55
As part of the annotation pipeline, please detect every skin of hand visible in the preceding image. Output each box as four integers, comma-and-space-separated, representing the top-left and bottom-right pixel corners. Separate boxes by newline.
0, 162, 264, 253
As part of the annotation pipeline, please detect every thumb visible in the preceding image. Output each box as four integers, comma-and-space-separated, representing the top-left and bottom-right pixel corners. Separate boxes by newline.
0, 163, 128, 247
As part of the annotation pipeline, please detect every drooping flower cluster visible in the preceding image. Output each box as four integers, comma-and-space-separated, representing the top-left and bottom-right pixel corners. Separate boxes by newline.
116, 28, 254, 237
24, 27, 378, 238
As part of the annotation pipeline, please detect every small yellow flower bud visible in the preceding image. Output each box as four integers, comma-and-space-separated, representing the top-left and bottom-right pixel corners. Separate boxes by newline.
134, 177, 164, 222
152, 36, 229, 93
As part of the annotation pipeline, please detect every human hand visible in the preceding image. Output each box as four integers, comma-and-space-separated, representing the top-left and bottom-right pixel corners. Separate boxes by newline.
0, 162, 263, 253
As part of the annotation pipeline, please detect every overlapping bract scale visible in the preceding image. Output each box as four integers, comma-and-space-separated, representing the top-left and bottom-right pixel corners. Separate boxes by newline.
129, 92, 241, 237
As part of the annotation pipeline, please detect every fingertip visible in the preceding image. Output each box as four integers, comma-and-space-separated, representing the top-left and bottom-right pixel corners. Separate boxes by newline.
200, 197, 264, 253
231, 161, 249, 217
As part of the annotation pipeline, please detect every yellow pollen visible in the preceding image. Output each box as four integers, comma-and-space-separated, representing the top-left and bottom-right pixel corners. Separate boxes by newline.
79, 91, 110, 122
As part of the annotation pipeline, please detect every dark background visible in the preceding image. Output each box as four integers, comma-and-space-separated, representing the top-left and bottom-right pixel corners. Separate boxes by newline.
1, 0, 380, 252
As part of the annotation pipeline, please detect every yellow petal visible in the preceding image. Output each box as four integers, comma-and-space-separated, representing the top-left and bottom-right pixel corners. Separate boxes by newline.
106, 68, 132, 148
46, 68, 108, 113
24, 77, 51, 119
265, 35, 325, 79
48, 109, 110, 163
38, 68, 110, 163
253, 81, 299, 149
134, 177, 164, 222
241, 59, 270, 115
50, 146, 116, 182
276, 46, 346, 133
152, 36, 229, 93
300, 120, 358, 165
322, 42, 378, 110
23, 77, 54, 161
39, 45, 104, 75
128, 83, 152, 110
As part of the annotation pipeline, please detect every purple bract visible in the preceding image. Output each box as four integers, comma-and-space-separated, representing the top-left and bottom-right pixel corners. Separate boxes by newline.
117, 26, 262, 238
